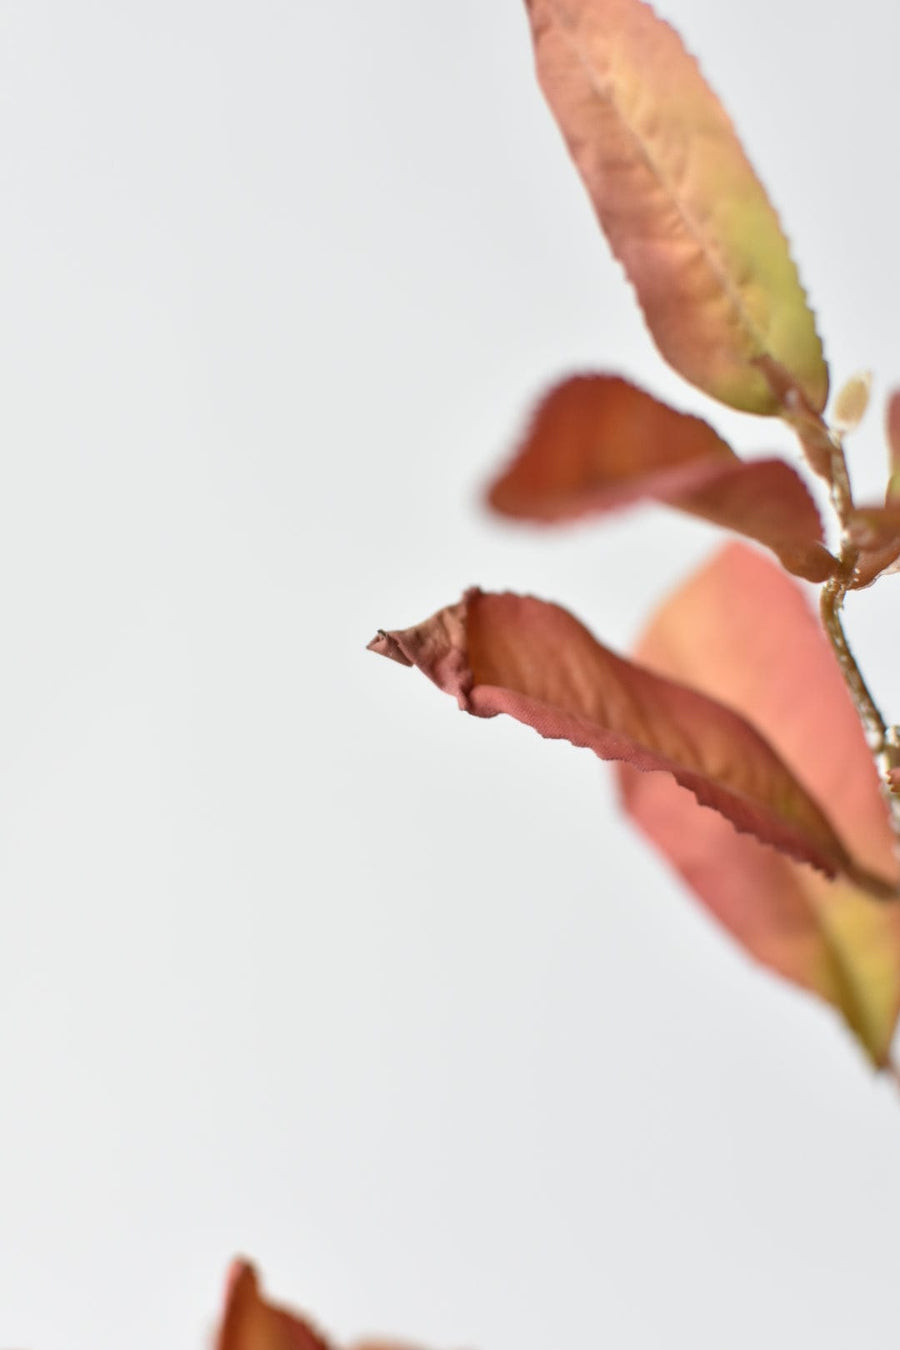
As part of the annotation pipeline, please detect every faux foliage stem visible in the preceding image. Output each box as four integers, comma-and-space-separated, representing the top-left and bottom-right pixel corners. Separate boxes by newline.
820, 554, 900, 857
819, 571, 887, 756
786, 398, 900, 861
827, 435, 854, 527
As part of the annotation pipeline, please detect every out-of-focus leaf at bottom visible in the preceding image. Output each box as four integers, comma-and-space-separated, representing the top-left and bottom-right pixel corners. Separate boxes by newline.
214, 1261, 433, 1350
215, 1263, 331, 1350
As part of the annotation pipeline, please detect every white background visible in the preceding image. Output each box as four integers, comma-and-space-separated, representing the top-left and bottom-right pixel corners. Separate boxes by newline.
2, 2, 900, 1347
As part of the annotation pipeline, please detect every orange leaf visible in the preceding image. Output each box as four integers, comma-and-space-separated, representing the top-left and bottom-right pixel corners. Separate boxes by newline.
618, 543, 900, 1063
215, 1262, 434, 1350
216, 1262, 332, 1350
487, 375, 835, 581
524, 0, 828, 414
369, 589, 888, 888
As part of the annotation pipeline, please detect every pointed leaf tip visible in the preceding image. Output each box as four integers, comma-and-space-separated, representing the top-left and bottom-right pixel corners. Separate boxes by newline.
368, 630, 413, 666
524, 0, 828, 414
370, 598, 474, 705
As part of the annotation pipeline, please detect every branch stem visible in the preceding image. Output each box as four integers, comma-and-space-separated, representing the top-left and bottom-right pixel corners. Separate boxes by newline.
819, 573, 887, 756
811, 421, 900, 852
770, 373, 900, 861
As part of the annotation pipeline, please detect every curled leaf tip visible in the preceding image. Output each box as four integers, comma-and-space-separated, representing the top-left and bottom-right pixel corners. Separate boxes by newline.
370, 597, 475, 707
368, 630, 413, 666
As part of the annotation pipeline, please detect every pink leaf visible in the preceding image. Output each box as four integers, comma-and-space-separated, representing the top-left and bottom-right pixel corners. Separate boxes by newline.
215, 1262, 332, 1350
619, 542, 900, 1062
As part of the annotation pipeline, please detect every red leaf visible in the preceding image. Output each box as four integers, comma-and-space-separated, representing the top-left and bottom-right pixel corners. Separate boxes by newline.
618, 543, 900, 1062
370, 588, 888, 888
487, 375, 834, 581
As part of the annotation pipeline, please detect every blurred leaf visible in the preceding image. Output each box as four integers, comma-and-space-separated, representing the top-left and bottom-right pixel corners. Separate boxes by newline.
524, 0, 828, 413
215, 1262, 435, 1350
619, 543, 900, 1063
216, 1262, 332, 1350
369, 588, 888, 887
487, 374, 835, 580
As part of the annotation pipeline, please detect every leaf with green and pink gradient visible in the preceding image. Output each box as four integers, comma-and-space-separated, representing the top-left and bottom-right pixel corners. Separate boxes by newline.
524, 0, 828, 414
487, 375, 835, 581
369, 589, 892, 891
618, 542, 900, 1063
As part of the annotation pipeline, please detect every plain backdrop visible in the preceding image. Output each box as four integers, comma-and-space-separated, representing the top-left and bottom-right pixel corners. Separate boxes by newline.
2, 2, 900, 1347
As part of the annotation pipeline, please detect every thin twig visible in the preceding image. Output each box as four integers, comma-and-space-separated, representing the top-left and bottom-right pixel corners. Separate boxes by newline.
819, 572, 887, 756
773, 378, 900, 859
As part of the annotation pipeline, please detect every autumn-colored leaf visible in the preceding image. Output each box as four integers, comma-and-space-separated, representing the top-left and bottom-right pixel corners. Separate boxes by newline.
216, 1262, 332, 1350
369, 589, 890, 890
618, 542, 900, 1063
215, 1261, 432, 1350
487, 374, 835, 581
524, 0, 828, 414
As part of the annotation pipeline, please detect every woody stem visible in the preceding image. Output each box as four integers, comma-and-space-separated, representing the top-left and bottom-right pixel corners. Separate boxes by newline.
819, 573, 889, 758
783, 393, 900, 852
